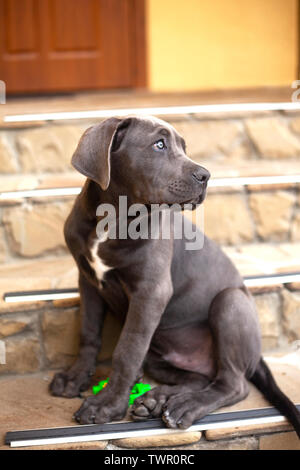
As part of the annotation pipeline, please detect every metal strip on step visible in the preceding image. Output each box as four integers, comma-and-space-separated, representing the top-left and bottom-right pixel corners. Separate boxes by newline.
208, 175, 300, 188
3, 272, 300, 303
4, 101, 300, 123
5, 404, 300, 448
0, 187, 81, 200
1, 175, 300, 201
3, 288, 80, 303
243, 272, 300, 287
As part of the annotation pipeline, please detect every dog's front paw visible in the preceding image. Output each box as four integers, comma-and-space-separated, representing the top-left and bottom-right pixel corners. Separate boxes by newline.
74, 392, 128, 424
49, 370, 92, 398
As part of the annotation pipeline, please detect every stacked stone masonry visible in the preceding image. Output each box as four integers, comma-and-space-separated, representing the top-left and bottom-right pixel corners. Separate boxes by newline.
1, 282, 300, 377
1, 110, 300, 450
1, 111, 300, 263
1, 110, 300, 373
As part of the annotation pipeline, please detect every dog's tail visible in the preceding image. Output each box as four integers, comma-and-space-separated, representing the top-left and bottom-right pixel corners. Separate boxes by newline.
249, 357, 300, 438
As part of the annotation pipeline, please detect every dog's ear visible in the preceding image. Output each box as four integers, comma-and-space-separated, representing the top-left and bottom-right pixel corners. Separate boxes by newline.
71, 117, 131, 190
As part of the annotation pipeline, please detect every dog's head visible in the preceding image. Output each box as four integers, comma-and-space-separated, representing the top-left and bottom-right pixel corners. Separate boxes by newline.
72, 116, 210, 206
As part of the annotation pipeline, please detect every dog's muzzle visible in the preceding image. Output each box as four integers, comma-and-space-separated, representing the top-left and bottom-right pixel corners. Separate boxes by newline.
192, 167, 210, 186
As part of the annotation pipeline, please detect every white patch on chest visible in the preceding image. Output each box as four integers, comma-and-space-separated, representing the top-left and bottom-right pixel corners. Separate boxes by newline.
89, 236, 110, 285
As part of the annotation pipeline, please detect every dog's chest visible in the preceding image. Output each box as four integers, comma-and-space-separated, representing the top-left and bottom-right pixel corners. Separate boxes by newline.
88, 237, 110, 284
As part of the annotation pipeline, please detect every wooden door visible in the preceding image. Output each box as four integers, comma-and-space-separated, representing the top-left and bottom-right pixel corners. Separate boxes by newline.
0, 0, 146, 94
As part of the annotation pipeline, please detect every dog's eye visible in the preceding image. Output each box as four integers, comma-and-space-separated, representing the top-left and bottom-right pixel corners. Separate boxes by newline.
153, 139, 166, 151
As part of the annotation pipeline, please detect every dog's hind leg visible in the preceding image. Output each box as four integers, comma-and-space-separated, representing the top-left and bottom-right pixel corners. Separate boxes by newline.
131, 352, 211, 420
161, 287, 261, 428
132, 287, 261, 428
145, 350, 212, 386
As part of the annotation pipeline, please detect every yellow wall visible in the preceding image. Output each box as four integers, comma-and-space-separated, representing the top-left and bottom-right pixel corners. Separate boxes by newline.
147, 0, 298, 91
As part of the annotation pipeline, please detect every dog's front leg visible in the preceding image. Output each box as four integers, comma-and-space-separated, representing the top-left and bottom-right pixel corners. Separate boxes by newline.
74, 280, 173, 424
50, 273, 106, 397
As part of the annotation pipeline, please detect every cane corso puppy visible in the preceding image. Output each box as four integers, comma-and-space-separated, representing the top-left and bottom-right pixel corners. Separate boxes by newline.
50, 116, 300, 436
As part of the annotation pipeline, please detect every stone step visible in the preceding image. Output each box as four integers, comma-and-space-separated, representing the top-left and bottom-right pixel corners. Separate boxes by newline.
0, 87, 296, 122
1, 161, 300, 197
1, 352, 300, 450
2, 96, 300, 449
2, 103, 300, 183
1, 241, 300, 303
1, 173, 299, 263
1, 101, 300, 264
1, 242, 300, 377
1, 242, 300, 305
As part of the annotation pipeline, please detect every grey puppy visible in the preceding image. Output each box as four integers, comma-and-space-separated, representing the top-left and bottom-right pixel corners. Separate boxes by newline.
50, 116, 300, 436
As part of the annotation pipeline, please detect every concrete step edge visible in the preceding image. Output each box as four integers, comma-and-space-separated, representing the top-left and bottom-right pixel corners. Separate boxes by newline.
4, 101, 300, 124
1, 174, 300, 202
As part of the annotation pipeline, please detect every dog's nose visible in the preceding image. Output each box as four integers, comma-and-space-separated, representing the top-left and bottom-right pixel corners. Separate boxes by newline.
192, 167, 210, 185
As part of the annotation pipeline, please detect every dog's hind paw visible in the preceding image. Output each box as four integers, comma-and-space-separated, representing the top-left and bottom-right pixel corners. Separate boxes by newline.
130, 385, 178, 420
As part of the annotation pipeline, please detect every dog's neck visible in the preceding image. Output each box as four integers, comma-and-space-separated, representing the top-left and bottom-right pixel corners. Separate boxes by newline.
80, 179, 150, 224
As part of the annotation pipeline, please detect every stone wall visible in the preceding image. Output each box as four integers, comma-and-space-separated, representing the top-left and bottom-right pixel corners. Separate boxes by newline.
1, 110, 300, 264
1, 110, 300, 376
0, 298, 117, 376
2, 110, 300, 176
1, 282, 300, 377
1, 186, 299, 264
